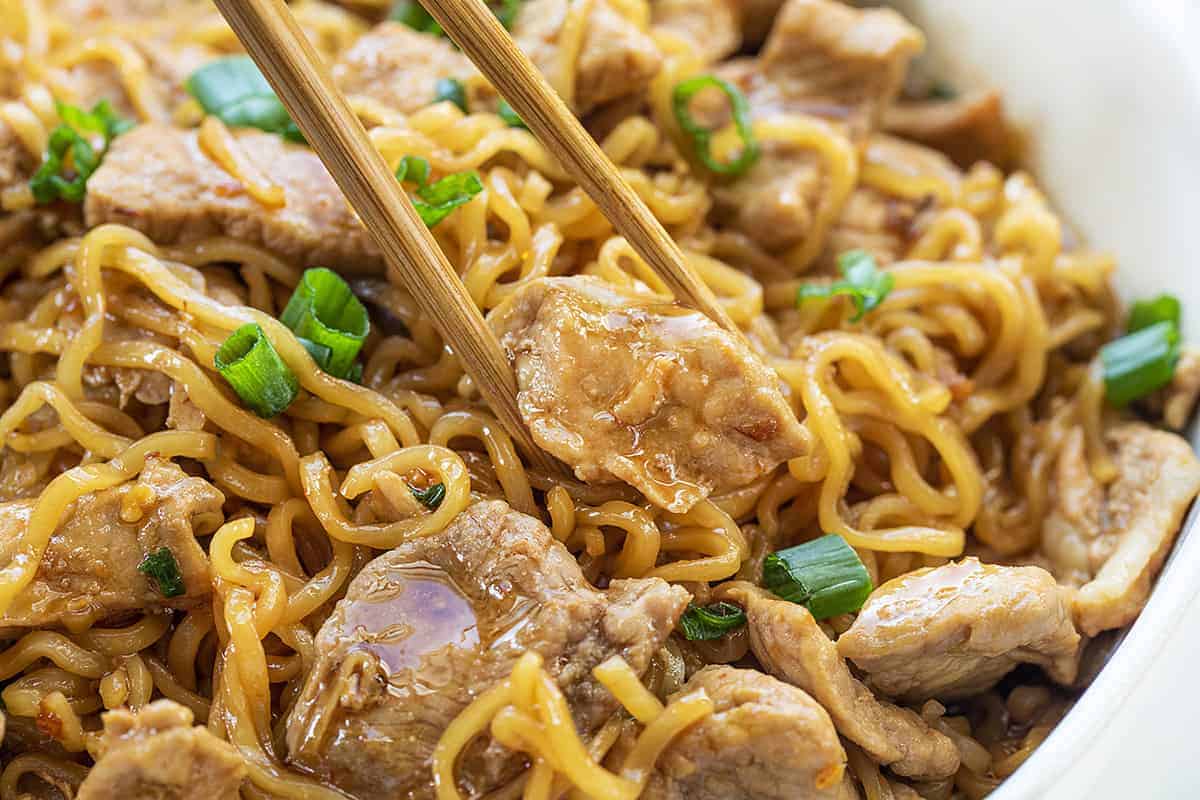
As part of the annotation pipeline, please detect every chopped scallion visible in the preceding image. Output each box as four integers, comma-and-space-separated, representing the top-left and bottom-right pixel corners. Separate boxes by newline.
394, 155, 484, 227
29, 100, 133, 204
497, 100, 527, 129
280, 269, 369, 381
680, 602, 747, 641
671, 75, 759, 177
390, 0, 442, 33
763, 535, 872, 620
138, 547, 185, 598
434, 77, 468, 112
391, 0, 519, 34
215, 323, 299, 418
411, 482, 446, 509
186, 56, 303, 143
1102, 320, 1180, 407
1127, 294, 1181, 334
797, 250, 894, 322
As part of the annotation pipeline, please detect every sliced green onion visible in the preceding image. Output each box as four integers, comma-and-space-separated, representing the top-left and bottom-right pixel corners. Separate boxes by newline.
434, 77, 468, 112
1102, 320, 1181, 408
394, 155, 484, 228
30, 100, 133, 204
671, 75, 759, 177
186, 56, 303, 142
391, 0, 518, 34
497, 100, 527, 129
680, 602, 747, 641
1127, 294, 1181, 334
390, 0, 442, 33
214, 323, 299, 418
411, 482, 446, 509
138, 547, 185, 598
763, 534, 873, 620
297, 336, 333, 370
798, 250, 894, 322
280, 268, 369, 381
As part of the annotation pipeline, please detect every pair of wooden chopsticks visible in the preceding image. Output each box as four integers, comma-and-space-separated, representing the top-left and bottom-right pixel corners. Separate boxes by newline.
213, 0, 734, 476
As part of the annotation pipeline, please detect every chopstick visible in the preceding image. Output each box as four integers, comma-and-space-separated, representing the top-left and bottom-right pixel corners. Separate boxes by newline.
210, 0, 565, 477
421, 0, 742, 336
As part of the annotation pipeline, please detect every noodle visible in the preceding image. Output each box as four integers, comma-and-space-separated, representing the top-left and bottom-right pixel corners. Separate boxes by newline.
0, 0, 1179, 797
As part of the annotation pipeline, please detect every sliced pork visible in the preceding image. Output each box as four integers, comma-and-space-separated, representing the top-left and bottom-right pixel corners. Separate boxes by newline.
651, 0, 741, 65
333, 23, 485, 116
488, 276, 807, 512
884, 89, 1014, 169
77, 700, 245, 800
713, 0, 923, 256
837, 559, 1081, 702
1042, 422, 1200, 636
284, 500, 689, 800
644, 665, 846, 800
0, 458, 222, 628
85, 124, 382, 273
513, 0, 662, 114
720, 583, 959, 780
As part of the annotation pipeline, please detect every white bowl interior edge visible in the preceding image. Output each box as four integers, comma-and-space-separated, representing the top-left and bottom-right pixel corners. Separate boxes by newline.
892, 2, 1200, 796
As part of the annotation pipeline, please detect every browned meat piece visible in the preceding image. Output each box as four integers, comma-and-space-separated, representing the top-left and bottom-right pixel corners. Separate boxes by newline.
85, 124, 382, 273
644, 666, 846, 800
728, 0, 923, 137
651, 0, 741, 64
1042, 422, 1200, 636
333, 23, 486, 115
76, 700, 244, 800
0, 458, 222, 628
719, 583, 959, 780
837, 559, 1081, 702
284, 500, 689, 800
884, 89, 1016, 169
513, 0, 662, 114
713, 0, 922, 256
0, 450, 50, 504
488, 277, 807, 512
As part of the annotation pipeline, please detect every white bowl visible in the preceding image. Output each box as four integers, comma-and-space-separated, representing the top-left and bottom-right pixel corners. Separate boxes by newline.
893, 1, 1200, 796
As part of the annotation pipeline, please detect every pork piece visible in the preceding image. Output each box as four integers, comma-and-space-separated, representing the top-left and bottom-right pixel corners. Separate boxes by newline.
644, 666, 846, 800
725, 0, 923, 138
0, 458, 222, 628
85, 124, 382, 273
76, 700, 245, 800
884, 89, 1015, 169
1042, 422, 1200, 636
651, 0, 741, 64
712, 0, 922, 255
333, 23, 486, 116
837, 559, 1081, 702
513, 0, 662, 114
488, 276, 807, 512
284, 500, 689, 800
720, 583, 958, 780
